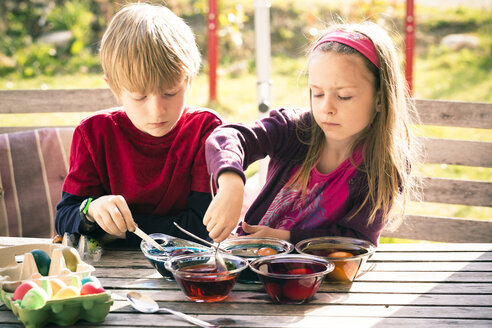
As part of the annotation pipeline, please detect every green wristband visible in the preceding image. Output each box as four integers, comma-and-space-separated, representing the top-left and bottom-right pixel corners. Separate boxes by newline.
80, 197, 96, 226
82, 197, 93, 215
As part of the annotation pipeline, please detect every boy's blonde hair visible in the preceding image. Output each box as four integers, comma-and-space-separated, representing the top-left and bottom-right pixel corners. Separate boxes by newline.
100, 3, 201, 96
291, 22, 421, 230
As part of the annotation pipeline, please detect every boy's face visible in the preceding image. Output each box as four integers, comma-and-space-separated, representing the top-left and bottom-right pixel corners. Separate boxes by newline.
119, 79, 189, 137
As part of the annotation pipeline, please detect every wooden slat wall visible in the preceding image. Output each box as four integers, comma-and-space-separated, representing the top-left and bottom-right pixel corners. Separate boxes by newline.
414, 98, 492, 129
389, 99, 492, 242
0, 89, 491, 242
383, 215, 492, 243
0, 88, 117, 114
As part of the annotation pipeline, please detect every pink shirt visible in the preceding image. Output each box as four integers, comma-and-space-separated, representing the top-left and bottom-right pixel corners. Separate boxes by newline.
258, 146, 363, 231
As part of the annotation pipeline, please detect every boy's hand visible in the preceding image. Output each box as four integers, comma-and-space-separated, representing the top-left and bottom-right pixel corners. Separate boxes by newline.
86, 195, 136, 238
203, 171, 244, 243
241, 222, 290, 241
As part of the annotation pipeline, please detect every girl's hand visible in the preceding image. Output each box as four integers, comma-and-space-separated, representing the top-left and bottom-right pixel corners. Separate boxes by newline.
241, 222, 291, 241
86, 195, 136, 238
203, 171, 244, 242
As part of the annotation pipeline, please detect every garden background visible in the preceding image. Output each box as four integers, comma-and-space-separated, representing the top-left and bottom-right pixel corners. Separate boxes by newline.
1, 0, 491, 235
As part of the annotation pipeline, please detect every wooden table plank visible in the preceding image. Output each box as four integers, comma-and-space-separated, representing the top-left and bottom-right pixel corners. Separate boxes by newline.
377, 243, 492, 252
90, 266, 492, 283
98, 277, 492, 294
107, 288, 492, 306
110, 300, 492, 319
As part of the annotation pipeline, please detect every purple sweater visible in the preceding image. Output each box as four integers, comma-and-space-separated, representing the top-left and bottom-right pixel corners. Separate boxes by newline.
205, 108, 385, 246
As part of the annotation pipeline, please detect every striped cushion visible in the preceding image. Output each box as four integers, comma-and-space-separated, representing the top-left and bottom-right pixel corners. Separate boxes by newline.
0, 128, 74, 237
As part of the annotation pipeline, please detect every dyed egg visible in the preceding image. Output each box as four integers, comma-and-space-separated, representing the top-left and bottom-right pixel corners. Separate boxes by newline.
12, 281, 38, 301
20, 286, 48, 309
81, 276, 101, 287
30, 249, 51, 276
49, 278, 66, 296
256, 247, 277, 256
327, 251, 357, 281
80, 282, 105, 295
328, 251, 354, 258
61, 246, 81, 272
52, 286, 80, 300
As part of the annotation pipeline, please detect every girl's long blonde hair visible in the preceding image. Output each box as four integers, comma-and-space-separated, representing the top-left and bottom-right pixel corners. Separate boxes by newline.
289, 22, 421, 229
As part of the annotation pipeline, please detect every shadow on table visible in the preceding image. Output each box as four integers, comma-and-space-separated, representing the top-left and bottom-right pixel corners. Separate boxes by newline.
368, 247, 492, 327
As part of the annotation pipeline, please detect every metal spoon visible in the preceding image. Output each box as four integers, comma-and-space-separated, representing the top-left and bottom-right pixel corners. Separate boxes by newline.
126, 291, 218, 328
209, 175, 228, 273
173, 222, 228, 273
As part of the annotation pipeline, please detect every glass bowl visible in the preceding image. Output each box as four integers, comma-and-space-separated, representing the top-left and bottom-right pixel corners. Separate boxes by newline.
295, 236, 376, 283
220, 237, 294, 283
249, 254, 334, 304
140, 233, 210, 281
164, 252, 248, 302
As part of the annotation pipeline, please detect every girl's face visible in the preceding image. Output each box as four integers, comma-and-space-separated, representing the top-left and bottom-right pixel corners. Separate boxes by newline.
119, 78, 189, 137
308, 51, 378, 147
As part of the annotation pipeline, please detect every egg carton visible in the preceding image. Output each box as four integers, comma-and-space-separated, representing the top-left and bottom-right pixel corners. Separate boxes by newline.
0, 243, 94, 291
1, 288, 113, 328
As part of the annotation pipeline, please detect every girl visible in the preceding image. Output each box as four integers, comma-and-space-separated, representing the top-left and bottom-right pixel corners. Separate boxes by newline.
204, 22, 420, 246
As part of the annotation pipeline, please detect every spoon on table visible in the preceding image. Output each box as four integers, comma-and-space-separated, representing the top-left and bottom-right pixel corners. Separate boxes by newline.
173, 222, 228, 273
126, 291, 218, 328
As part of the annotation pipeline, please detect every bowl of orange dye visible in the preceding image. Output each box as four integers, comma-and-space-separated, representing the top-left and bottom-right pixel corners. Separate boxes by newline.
295, 237, 375, 283
164, 252, 248, 302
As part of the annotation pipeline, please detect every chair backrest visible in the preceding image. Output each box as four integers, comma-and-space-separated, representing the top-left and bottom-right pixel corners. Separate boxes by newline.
382, 99, 492, 243
0, 127, 74, 237
0, 88, 117, 237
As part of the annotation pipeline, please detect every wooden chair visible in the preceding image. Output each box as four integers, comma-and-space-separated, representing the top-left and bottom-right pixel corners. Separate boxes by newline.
382, 99, 492, 242
0, 89, 491, 242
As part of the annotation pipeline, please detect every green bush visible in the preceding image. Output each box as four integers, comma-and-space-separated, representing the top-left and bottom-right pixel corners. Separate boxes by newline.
0, 0, 101, 78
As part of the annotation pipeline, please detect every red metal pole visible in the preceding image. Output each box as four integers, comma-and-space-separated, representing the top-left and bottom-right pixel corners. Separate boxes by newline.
207, 0, 218, 103
405, 0, 415, 94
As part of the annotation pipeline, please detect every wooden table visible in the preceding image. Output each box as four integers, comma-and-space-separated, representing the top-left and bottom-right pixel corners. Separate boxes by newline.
1, 237, 491, 327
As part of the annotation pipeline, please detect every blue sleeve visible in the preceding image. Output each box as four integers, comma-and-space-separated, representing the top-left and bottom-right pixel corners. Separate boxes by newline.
55, 191, 212, 247
55, 192, 87, 235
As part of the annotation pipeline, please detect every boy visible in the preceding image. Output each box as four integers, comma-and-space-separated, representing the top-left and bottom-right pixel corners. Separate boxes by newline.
55, 3, 222, 246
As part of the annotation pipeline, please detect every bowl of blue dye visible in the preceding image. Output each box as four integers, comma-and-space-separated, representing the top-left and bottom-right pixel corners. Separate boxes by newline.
140, 233, 209, 280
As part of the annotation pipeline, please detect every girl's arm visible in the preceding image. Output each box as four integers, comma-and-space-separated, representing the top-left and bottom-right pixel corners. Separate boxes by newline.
204, 108, 304, 242
205, 108, 301, 187
203, 171, 244, 242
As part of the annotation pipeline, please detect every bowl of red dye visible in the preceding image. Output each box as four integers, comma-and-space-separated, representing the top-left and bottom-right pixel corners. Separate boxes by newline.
295, 236, 376, 283
249, 254, 334, 304
164, 252, 248, 302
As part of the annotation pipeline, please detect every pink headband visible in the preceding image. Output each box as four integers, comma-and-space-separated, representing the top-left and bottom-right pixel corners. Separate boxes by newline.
312, 29, 379, 68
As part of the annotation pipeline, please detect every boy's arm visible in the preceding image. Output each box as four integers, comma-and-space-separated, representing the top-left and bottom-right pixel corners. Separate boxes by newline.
56, 191, 212, 246
55, 192, 106, 237
124, 191, 212, 246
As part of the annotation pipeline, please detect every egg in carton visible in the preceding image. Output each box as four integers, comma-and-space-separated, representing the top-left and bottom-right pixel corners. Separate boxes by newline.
0, 243, 95, 293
